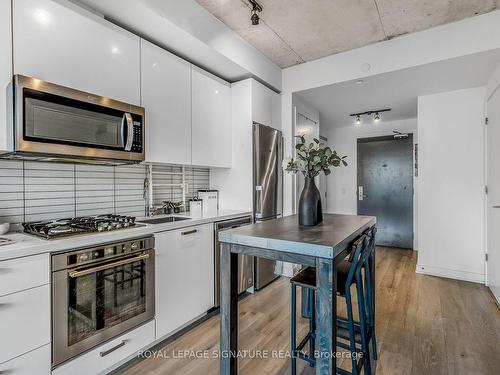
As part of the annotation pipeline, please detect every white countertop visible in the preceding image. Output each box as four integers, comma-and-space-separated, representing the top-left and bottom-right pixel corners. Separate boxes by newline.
0, 210, 251, 261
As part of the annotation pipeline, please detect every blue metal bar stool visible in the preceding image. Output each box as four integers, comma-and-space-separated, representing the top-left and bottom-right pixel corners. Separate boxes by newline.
289, 227, 377, 375
337, 227, 377, 363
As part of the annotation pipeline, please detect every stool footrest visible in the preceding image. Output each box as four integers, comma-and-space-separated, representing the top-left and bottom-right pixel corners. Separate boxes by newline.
295, 332, 314, 352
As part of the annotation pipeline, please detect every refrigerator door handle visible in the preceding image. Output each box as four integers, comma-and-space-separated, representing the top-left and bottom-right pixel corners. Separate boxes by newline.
255, 185, 263, 219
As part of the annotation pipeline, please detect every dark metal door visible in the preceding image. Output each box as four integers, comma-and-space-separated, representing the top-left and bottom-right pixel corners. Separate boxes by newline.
357, 135, 413, 249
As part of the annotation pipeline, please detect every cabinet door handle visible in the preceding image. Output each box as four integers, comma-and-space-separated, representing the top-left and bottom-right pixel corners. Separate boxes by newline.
100, 340, 126, 357
181, 229, 198, 236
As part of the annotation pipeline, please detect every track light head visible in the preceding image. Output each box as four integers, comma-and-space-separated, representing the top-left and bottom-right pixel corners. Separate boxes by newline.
355, 115, 361, 125
249, 0, 262, 26
251, 10, 260, 25
374, 112, 380, 122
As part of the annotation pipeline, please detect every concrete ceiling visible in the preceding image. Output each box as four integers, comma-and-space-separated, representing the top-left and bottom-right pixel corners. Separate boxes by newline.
196, 0, 500, 68
295, 49, 500, 128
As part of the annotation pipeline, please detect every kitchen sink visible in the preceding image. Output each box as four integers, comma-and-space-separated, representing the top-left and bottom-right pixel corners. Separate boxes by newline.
138, 216, 191, 224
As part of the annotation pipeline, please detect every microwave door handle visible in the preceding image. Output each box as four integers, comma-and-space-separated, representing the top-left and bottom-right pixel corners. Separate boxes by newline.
122, 113, 134, 151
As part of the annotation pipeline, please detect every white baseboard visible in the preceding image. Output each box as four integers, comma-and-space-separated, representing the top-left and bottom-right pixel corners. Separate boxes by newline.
415, 264, 484, 284
490, 286, 500, 308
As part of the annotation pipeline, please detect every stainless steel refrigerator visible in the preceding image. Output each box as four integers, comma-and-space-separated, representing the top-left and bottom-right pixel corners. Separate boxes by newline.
253, 122, 283, 289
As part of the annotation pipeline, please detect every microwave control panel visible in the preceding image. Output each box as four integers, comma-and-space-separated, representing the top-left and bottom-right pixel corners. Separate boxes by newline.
132, 121, 143, 153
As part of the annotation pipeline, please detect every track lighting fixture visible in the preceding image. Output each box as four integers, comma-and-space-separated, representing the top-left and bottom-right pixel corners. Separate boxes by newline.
248, 0, 263, 25
350, 108, 391, 125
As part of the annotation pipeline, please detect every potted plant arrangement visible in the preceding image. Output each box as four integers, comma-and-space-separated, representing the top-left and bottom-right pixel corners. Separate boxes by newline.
162, 201, 184, 214
283, 136, 347, 226
173, 201, 183, 214
162, 201, 175, 214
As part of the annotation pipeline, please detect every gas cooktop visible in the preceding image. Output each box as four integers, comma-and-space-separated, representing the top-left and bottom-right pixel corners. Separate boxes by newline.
22, 214, 142, 239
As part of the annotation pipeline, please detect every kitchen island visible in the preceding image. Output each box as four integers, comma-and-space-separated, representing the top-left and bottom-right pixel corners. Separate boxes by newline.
218, 213, 376, 375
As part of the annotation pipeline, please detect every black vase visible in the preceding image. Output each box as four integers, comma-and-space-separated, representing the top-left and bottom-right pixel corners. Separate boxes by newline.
298, 176, 323, 226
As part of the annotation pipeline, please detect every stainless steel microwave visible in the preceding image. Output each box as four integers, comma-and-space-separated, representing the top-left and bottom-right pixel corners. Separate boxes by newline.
8, 75, 145, 164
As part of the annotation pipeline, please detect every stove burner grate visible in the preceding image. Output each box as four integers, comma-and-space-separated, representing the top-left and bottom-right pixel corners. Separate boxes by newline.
22, 214, 137, 239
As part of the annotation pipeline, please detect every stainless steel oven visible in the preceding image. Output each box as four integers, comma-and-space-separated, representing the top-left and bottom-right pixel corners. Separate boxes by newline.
51, 236, 154, 367
8, 75, 145, 164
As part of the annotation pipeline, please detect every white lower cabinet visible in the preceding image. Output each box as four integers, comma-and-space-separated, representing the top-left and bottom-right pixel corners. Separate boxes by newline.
155, 224, 214, 339
0, 344, 51, 374
0, 253, 50, 297
52, 320, 155, 375
0, 284, 50, 364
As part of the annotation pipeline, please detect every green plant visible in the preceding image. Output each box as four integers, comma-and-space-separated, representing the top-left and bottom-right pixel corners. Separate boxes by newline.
283, 136, 347, 177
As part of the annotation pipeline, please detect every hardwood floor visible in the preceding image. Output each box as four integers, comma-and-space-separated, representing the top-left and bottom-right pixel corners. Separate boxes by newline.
122, 247, 500, 375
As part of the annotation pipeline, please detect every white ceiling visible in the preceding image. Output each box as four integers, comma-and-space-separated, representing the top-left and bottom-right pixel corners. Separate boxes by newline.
295, 49, 500, 128
196, 0, 500, 68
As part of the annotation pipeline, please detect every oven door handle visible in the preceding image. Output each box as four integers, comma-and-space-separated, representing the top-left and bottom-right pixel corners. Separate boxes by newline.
68, 253, 150, 278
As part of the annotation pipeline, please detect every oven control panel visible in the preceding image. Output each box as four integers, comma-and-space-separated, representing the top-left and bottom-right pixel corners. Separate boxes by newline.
51, 236, 155, 271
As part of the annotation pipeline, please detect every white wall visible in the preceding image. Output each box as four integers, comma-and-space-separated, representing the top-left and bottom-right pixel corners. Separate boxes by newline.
281, 11, 500, 220
324, 118, 418, 249
290, 95, 321, 213
486, 63, 500, 302
417, 87, 486, 283
293, 95, 320, 125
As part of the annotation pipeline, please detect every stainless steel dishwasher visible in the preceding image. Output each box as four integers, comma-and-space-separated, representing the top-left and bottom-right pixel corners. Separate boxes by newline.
214, 216, 253, 307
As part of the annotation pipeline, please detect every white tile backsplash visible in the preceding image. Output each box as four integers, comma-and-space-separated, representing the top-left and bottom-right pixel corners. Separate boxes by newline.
0, 160, 210, 224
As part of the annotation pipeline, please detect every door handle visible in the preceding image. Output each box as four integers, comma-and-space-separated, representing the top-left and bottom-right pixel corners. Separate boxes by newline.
100, 340, 126, 357
255, 185, 263, 218
68, 253, 149, 278
358, 186, 367, 201
122, 113, 134, 151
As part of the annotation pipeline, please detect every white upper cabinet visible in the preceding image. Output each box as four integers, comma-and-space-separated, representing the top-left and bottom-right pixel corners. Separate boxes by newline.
13, 0, 141, 105
191, 67, 231, 168
141, 40, 191, 165
251, 79, 281, 130
0, 0, 12, 152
